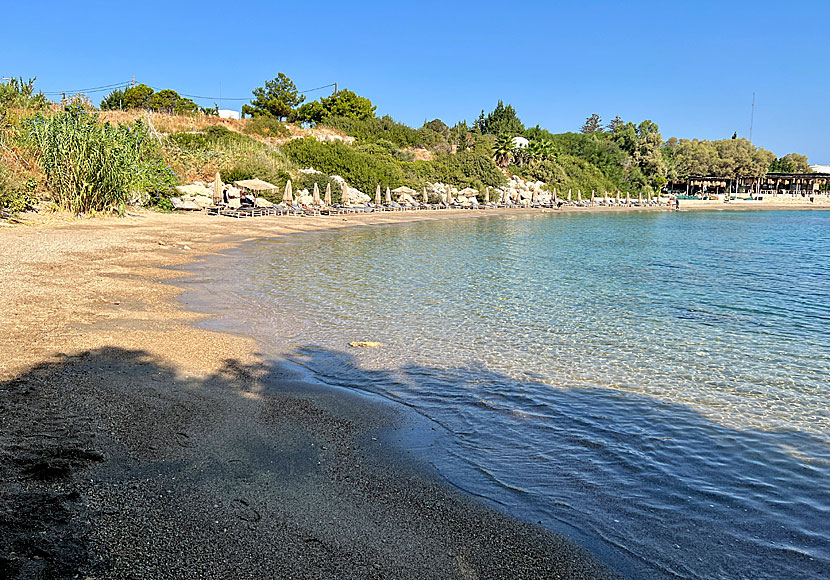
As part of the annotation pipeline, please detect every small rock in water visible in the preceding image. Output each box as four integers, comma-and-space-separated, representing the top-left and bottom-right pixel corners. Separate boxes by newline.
349, 341, 381, 348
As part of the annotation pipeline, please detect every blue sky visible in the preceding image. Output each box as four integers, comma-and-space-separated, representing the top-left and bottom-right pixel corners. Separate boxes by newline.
3, 0, 828, 161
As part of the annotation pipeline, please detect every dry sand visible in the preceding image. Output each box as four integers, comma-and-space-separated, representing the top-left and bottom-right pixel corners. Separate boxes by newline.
1, 208, 625, 580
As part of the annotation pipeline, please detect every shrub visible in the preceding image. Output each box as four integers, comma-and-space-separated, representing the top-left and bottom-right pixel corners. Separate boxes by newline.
293, 172, 343, 203
170, 125, 254, 150
242, 116, 291, 138
220, 152, 292, 202
515, 155, 617, 194
281, 138, 407, 194
22, 106, 165, 214
0, 77, 48, 111
417, 151, 506, 191
0, 168, 37, 215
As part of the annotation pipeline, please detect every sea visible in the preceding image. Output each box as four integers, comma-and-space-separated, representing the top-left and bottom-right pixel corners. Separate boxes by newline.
182, 210, 830, 580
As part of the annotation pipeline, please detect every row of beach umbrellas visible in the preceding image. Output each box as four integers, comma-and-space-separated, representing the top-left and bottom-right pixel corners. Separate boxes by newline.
226, 171, 660, 208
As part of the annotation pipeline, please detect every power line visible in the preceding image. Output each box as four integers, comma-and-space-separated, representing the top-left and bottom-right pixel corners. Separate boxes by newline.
41, 81, 131, 95
32, 79, 337, 102
146, 82, 337, 102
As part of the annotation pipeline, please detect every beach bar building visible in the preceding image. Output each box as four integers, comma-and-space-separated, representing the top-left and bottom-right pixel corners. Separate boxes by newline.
739, 173, 830, 196
668, 173, 829, 198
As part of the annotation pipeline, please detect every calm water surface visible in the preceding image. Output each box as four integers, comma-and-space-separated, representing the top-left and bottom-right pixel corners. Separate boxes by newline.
186, 210, 830, 580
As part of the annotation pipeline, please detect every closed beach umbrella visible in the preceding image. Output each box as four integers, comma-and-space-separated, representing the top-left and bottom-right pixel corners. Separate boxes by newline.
213, 172, 222, 205
423, 187, 428, 204
616, 191, 621, 204
604, 191, 609, 204
446, 190, 453, 205
484, 187, 490, 204
312, 182, 321, 206
283, 180, 293, 204
626, 191, 630, 206
324, 183, 332, 206
577, 189, 582, 203
591, 190, 595, 204
375, 184, 381, 206
386, 186, 392, 204
638, 192, 643, 205
341, 185, 350, 206
647, 191, 652, 204
531, 188, 538, 204
567, 189, 572, 203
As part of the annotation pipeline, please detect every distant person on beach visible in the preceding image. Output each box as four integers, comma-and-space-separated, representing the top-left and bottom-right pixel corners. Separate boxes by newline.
674, 197, 680, 210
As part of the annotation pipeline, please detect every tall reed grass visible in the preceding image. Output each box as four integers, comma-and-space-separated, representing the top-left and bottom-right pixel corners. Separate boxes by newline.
23, 107, 158, 214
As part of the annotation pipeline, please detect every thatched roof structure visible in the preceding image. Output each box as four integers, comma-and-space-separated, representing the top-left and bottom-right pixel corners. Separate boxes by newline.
392, 186, 418, 195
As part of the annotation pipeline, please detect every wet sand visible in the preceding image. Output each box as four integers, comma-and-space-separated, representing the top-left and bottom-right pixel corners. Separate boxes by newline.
1, 209, 623, 579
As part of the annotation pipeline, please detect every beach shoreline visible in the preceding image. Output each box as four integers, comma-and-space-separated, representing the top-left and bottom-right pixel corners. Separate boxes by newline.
3, 202, 827, 577
1, 208, 627, 579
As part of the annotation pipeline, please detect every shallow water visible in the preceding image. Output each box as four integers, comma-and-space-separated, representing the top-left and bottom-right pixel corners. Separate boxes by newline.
184, 210, 830, 579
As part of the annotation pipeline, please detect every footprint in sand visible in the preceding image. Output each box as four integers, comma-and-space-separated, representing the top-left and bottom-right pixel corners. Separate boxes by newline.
231, 498, 261, 523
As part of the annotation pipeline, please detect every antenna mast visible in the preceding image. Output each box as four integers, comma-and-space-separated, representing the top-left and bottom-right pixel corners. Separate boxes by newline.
749, 92, 755, 142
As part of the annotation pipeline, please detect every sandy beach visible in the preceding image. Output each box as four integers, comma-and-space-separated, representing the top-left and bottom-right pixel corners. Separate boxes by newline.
1, 208, 632, 580
3, 200, 829, 578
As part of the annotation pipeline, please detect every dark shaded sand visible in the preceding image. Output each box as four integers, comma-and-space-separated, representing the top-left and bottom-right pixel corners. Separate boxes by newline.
1, 211, 622, 579
1, 349, 621, 579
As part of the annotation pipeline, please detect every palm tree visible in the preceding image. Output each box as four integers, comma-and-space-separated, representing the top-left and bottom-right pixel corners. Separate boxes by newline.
494, 134, 515, 168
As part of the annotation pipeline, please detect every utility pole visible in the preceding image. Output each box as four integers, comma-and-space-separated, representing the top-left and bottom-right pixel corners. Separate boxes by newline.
132, 75, 136, 88
333, 82, 337, 96
749, 92, 755, 143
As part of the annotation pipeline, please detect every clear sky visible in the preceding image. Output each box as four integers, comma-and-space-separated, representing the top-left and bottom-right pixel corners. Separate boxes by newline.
3, 0, 828, 161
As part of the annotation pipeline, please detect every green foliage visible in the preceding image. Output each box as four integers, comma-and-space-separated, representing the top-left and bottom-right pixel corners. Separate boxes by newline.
123, 84, 154, 109
200, 104, 219, 116
0, 167, 37, 215
117, 84, 198, 114
219, 155, 291, 193
662, 138, 777, 180
581, 113, 603, 134
293, 172, 343, 203
242, 73, 305, 120
417, 151, 506, 192
769, 152, 811, 173
493, 134, 514, 167
473, 101, 524, 136
515, 155, 617, 194
242, 116, 291, 138
281, 137, 504, 196
323, 115, 429, 148
170, 125, 255, 150
22, 106, 167, 214
282, 138, 405, 193
295, 89, 376, 124
0, 77, 47, 110
99, 87, 128, 110
424, 119, 450, 138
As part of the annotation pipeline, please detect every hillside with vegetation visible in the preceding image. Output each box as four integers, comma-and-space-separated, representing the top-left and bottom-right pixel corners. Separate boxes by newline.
0, 74, 813, 216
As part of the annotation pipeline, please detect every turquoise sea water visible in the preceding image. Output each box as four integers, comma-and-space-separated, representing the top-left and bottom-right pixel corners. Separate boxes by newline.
186, 210, 830, 579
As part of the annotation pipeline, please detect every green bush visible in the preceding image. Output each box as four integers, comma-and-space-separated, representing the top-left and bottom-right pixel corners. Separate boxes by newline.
415, 151, 506, 192
220, 152, 292, 203
0, 169, 37, 215
323, 115, 428, 148
281, 138, 407, 194
23, 107, 166, 214
293, 172, 343, 204
242, 116, 291, 138
170, 126, 254, 150
515, 155, 617, 194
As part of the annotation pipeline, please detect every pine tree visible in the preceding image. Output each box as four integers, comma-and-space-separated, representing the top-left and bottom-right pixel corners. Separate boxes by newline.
581, 113, 602, 133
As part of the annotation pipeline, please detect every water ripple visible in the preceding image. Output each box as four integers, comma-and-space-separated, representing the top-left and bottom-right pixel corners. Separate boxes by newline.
185, 210, 830, 580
